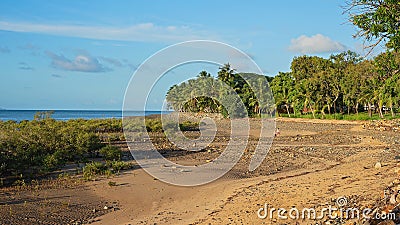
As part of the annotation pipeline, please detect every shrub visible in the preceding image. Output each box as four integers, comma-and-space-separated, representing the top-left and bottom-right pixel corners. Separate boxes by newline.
0, 118, 124, 181
83, 162, 106, 180
107, 160, 132, 174
145, 119, 163, 132
43, 150, 65, 171
179, 121, 200, 131
99, 145, 122, 161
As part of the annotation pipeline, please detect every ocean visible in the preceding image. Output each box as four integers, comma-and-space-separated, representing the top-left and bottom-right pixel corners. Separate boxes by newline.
0, 110, 168, 122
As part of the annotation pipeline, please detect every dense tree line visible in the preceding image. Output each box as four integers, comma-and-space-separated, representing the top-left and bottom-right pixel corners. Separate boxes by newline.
166, 64, 274, 118
271, 50, 400, 118
166, 50, 399, 119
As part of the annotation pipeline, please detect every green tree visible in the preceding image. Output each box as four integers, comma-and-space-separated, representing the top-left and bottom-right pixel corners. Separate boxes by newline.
270, 72, 295, 117
346, 0, 400, 52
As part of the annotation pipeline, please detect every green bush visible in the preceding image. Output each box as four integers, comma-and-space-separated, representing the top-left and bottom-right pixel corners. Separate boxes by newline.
83, 160, 132, 180
0, 118, 106, 177
145, 119, 163, 132
107, 160, 132, 174
99, 145, 122, 161
83, 162, 106, 180
179, 121, 200, 131
43, 150, 66, 171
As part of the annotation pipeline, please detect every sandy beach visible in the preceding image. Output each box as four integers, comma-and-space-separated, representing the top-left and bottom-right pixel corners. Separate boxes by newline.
1, 118, 399, 224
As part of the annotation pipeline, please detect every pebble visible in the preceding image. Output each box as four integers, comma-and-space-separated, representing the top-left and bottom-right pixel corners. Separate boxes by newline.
389, 194, 397, 204
375, 162, 382, 169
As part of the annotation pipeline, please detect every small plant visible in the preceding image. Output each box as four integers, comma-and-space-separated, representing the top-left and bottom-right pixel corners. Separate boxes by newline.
83, 162, 106, 180
108, 160, 132, 174
108, 181, 117, 186
104, 169, 113, 178
13, 179, 26, 187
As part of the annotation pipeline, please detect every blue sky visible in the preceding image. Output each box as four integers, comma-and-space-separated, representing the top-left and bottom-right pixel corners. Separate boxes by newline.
0, 0, 375, 110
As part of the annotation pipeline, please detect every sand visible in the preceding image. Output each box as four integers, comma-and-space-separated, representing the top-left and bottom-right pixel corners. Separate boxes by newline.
1, 118, 399, 225
89, 118, 399, 225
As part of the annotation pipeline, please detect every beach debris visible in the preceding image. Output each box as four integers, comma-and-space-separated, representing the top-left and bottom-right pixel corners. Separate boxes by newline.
274, 128, 280, 137
363, 120, 400, 132
389, 194, 397, 204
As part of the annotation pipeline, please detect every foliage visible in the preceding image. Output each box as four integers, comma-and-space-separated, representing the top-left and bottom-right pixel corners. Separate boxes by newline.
83, 161, 132, 180
145, 118, 163, 132
179, 121, 200, 131
166, 50, 399, 120
82, 161, 106, 180
0, 118, 124, 178
107, 160, 132, 174
271, 50, 400, 119
166, 65, 275, 118
34, 111, 55, 121
99, 145, 122, 161
345, 0, 400, 53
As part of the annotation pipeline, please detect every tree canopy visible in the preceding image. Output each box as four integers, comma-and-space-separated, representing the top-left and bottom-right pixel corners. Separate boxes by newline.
166, 50, 400, 119
346, 0, 400, 53
166, 65, 275, 118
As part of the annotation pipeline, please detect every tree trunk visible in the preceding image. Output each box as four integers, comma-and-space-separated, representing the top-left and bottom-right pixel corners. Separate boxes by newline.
292, 104, 296, 117
391, 106, 395, 117
285, 104, 290, 118
368, 102, 372, 117
378, 105, 384, 119
355, 102, 359, 115
333, 101, 336, 114
310, 103, 316, 119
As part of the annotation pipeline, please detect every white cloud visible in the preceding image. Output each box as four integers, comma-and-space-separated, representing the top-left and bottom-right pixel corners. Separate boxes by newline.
46, 51, 110, 73
288, 34, 346, 54
99, 57, 123, 67
0, 21, 215, 43
18, 62, 34, 70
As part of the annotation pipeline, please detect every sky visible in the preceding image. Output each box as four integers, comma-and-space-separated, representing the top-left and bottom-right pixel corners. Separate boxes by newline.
0, 0, 377, 110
